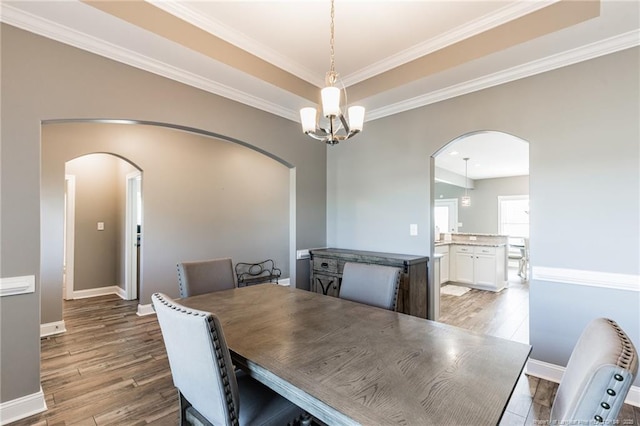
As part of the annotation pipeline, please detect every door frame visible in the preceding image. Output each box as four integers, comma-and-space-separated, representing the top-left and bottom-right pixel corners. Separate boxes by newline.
125, 171, 141, 300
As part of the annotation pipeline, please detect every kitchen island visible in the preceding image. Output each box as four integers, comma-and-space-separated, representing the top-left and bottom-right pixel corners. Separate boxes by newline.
435, 233, 508, 292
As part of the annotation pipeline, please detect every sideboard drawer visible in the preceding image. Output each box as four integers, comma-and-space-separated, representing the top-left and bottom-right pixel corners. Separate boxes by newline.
313, 257, 338, 274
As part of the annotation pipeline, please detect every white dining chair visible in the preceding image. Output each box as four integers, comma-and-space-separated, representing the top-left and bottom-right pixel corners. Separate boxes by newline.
177, 257, 236, 297
550, 317, 637, 424
339, 262, 401, 310
152, 293, 307, 426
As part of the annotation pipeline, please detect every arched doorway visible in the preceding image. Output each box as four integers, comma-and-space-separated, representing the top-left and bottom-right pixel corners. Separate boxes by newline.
430, 130, 530, 343
64, 153, 142, 301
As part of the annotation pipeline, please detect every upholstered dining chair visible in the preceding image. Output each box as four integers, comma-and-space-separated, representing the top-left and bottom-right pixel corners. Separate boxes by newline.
152, 293, 307, 426
177, 257, 236, 298
339, 262, 401, 311
550, 317, 638, 424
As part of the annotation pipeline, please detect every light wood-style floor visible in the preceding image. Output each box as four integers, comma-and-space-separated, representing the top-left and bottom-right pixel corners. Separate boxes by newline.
10, 274, 640, 425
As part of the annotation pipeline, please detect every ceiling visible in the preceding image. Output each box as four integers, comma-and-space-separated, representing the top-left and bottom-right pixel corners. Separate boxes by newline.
435, 131, 529, 180
1, 0, 638, 178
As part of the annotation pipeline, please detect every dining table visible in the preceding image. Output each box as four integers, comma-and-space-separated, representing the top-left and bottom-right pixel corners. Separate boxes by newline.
180, 283, 531, 425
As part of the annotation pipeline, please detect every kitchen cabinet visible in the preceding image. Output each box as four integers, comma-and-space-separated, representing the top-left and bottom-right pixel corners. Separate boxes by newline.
450, 244, 507, 291
435, 245, 450, 284
309, 248, 429, 318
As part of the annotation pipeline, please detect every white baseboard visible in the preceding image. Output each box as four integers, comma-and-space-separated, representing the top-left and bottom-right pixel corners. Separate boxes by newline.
0, 387, 47, 425
40, 320, 66, 337
527, 358, 640, 407
137, 303, 155, 316
71, 285, 126, 300
278, 278, 290, 286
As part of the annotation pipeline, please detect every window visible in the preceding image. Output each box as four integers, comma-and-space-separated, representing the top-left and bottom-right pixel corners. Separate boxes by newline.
498, 195, 529, 238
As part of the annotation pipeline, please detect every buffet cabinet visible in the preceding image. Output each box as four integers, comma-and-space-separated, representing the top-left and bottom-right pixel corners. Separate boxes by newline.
309, 248, 429, 318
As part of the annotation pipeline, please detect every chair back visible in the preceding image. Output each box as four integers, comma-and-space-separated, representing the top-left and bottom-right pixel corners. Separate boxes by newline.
177, 257, 236, 297
551, 317, 638, 423
339, 262, 401, 310
152, 293, 240, 425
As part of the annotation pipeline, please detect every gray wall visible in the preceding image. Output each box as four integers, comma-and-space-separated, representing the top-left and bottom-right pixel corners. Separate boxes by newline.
435, 176, 529, 234
328, 48, 639, 384
1, 24, 326, 404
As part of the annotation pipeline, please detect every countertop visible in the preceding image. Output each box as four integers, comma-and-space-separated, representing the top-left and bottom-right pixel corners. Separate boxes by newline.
435, 241, 506, 247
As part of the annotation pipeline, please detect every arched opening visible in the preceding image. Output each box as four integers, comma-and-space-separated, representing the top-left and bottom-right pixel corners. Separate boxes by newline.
64, 153, 142, 302
430, 130, 530, 344
41, 120, 295, 333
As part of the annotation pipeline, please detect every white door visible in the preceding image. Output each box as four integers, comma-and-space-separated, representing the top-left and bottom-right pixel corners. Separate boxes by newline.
434, 198, 458, 234
63, 175, 76, 300
125, 171, 142, 300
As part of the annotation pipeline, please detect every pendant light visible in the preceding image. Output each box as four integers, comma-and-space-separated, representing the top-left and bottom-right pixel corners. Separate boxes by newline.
299, 0, 365, 145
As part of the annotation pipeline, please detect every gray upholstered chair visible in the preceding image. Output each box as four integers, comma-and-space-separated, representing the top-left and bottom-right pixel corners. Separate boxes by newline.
550, 317, 638, 424
152, 293, 306, 426
339, 262, 401, 311
177, 257, 236, 298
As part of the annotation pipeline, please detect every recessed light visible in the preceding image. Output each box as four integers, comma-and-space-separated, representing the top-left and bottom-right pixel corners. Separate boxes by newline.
449, 151, 459, 156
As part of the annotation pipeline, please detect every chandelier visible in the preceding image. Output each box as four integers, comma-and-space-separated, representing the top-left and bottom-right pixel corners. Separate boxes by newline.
299, 0, 365, 145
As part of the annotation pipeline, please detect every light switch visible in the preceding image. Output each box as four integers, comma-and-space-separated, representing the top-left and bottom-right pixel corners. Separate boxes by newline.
409, 224, 418, 236
97, 222, 105, 231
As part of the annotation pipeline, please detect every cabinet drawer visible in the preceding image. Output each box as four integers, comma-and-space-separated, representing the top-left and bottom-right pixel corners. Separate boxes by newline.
313, 257, 338, 273
455, 246, 473, 254
475, 246, 496, 255
435, 245, 449, 255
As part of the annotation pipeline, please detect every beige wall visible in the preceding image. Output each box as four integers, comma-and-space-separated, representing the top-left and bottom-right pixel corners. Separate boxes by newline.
1, 24, 327, 404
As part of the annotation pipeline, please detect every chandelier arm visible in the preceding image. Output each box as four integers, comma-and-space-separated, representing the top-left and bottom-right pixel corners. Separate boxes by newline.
339, 114, 350, 134
305, 131, 331, 142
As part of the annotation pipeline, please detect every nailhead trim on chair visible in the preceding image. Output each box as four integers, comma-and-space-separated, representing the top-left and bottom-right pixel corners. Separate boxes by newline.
391, 271, 401, 312
591, 318, 637, 424
606, 318, 637, 370
206, 316, 239, 425
153, 293, 239, 426
176, 265, 187, 298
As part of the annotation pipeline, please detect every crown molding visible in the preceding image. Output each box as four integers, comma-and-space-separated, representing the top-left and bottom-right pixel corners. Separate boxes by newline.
0, 3, 299, 122
343, 0, 560, 86
150, 0, 559, 88
148, 0, 323, 88
367, 29, 640, 122
2, 3, 637, 125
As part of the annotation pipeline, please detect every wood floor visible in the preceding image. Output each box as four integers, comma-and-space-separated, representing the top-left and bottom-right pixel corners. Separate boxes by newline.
10, 274, 639, 425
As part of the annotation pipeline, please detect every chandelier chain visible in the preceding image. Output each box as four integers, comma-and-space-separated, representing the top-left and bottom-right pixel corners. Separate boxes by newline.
327, 0, 337, 86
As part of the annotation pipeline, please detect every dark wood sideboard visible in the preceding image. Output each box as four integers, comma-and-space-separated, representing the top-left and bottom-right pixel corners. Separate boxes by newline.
309, 248, 429, 318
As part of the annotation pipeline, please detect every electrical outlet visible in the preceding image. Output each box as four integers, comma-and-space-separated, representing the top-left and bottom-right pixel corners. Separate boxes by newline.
469, 236, 477, 241
410, 224, 418, 236
97, 222, 105, 231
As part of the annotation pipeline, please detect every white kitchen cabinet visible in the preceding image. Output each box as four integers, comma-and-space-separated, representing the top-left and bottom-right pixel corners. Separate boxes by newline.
451, 244, 507, 291
435, 245, 450, 284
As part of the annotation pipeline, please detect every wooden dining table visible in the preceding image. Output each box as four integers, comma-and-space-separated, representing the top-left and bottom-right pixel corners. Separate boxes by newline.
180, 284, 531, 426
